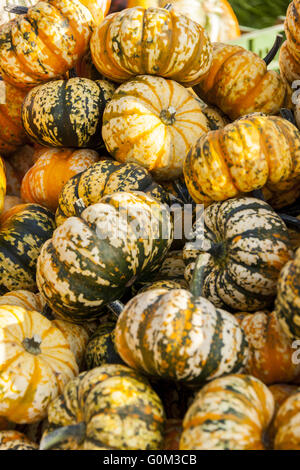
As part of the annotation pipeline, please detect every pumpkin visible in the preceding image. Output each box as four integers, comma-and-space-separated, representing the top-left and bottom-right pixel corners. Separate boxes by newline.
0, 431, 38, 450
279, 1, 300, 85
162, 419, 182, 450
0, 304, 78, 424
180, 374, 275, 450
0, 80, 28, 155
184, 115, 300, 209
137, 279, 188, 294
37, 191, 173, 322
115, 288, 248, 384
268, 383, 299, 446
0, 203, 55, 294
22, 78, 116, 149
273, 390, 300, 449
0, 157, 6, 214
40, 364, 165, 450
102, 75, 210, 181
0, 0, 111, 89
55, 158, 170, 226
21, 148, 100, 211
85, 320, 124, 369
90, 6, 212, 86
185, 197, 293, 312
279, 40, 300, 85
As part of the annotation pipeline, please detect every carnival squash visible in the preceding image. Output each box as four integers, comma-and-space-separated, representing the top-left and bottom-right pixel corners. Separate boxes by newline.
273, 390, 300, 449
279, 1, 300, 85
0, 431, 37, 450
85, 320, 124, 369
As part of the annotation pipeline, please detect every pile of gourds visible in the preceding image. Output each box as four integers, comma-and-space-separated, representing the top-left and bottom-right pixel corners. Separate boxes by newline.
0, 0, 300, 451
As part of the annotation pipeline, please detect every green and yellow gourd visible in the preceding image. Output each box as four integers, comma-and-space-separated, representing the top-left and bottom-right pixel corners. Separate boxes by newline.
0, 431, 38, 450
85, 320, 124, 370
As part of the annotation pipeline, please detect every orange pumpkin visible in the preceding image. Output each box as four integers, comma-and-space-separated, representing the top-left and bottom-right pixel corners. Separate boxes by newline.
274, 390, 300, 449
279, 1, 300, 85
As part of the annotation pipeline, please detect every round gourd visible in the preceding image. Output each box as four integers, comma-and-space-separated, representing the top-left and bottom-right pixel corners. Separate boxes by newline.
180, 374, 275, 450
0, 431, 37, 450
37, 191, 173, 322
0, 0, 111, 88
274, 391, 300, 450
115, 288, 248, 384
40, 364, 165, 450
102, 75, 210, 181
0, 304, 78, 424
22, 78, 115, 148
85, 321, 124, 369
279, 1, 300, 85
268, 383, 299, 445
184, 115, 300, 208
21, 148, 100, 211
90, 6, 212, 86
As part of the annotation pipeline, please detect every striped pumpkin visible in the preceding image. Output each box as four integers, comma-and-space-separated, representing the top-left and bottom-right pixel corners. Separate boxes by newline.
274, 390, 300, 450
37, 192, 173, 322
0, 431, 37, 450
40, 364, 165, 450
90, 6, 212, 86
102, 75, 210, 181
22, 78, 115, 148
115, 288, 248, 384
0, 0, 111, 89
21, 148, 100, 211
0, 304, 78, 424
85, 320, 124, 369
0, 203, 55, 294
184, 115, 300, 208
180, 374, 275, 450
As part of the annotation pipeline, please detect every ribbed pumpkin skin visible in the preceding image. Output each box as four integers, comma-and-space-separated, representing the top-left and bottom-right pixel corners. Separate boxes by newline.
37, 192, 173, 322
279, 1, 300, 85
0, 431, 38, 450
0, 81, 28, 155
0, 203, 55, 294
21, 148, 100, 211
102, 75, 210, 181
0, 305, 78, 424
115, 288, 248, 384
85, 321, 124, 369
22, 78, 115, 148
180, 374, 275, 450
274, 391, 300, 450
55, 159, 170, 225
41, 364, 165, 450
184, 115, 300, 208
279, 40, 300, 85
90, 6, 212, 86
0, 0, 111, 89
194, 42, 289, 120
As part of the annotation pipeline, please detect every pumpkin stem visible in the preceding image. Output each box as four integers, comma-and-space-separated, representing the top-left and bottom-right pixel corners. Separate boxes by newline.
39, 422, 86, 450
190, 254, 207, 298
4, 5, 28, 14
278, 213, 300, 231
22, 335, 42, 355
263, 34, 283, 65
107, 300, 124, 319
74, 198, 86, 217
280, 108, 297, 127
160, 107, 177, 126
163, 3, 173, 11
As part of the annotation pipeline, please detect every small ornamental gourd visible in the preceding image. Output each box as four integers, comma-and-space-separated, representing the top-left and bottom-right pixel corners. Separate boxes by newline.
90, 6, 212, 86
180, 374, 275, 450
37, 192, 173, 322
0, 0, 111, 89
279, 1, 300, 85
185, 197, 293, 312
0, 431, 38, 450
55, 159, 170, 225
84, 321, 124, 369
22, 78, 116, 149
184, 115, 300, 209
39, 364, 165, 450
0, 305, 78, 424
273, 390, 300, 450
115, 288, 248, 384
21, 148, 100, 211
268, 383, 299, 446
0, 203, 55, 294
102, 75, 210, 181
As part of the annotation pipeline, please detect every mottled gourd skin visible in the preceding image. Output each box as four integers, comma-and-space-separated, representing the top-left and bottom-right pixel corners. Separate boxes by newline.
22, 78, 116, 148
0, 203, 55, 294
180, 374, 275, 450
90, 6, 212, 86
37, 192, 173, 322
85, 321, 124, 369
55, 159, 170, 225
115, 288, 248, 384
274, 391, 300, 450
184, 198, 293, 312
21, 147, 100, 211
184, 115, 300, 209
280, 1, 300, 85
0, 305, 78, 424
0, 0, 111, 89
0, 431, 38, 450
268, 383, 299, 446
41, 364, 165, 450
102, 75, 210, 181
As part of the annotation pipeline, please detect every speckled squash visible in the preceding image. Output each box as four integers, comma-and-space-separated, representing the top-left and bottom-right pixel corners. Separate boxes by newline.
21, 148, 100, 211
55, 158, 170, 225
0, 0, 111, 89
0, 304, 78, 424
90, 6, 212, 86
40, 364, 165, 450
268, 383, 299, 445
0, 203, 55, 294
102, 75, 210, 180
180, 374, 275, 450
22, 78, 115, 148
115, 288, 248, 384
279, 1, 300, 85
0, 431, 38, 450
85, 321, 124, 369
274, 390, 300, 449
279, 39, 300, 85
184, 115, 300, 209
37, 192, 173, 322
137, 279, 188, 294
185, 197, 293, 312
